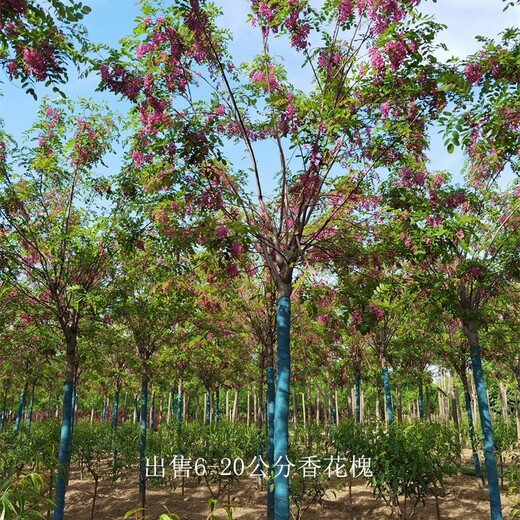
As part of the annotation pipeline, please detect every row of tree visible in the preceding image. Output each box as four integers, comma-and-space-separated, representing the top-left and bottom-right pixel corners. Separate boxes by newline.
0, 1, 519, 519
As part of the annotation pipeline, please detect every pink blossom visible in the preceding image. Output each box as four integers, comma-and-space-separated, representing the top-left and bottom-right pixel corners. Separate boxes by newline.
426, 215, 443, 227
225, 263, 239, 277
215, 224, 228, 238
290, 22, 310, 50
258, 2, 275, 23
131, 150, 144, 167
432, 174, 444, 189
351, 310, 362, 325
380, 101, 390, 119
338, 0, 353, 22
251, 70, 264, 84
229, 241, 244, 258
456, 229, 464, 239
368, 46, 385, 74
464, 63, 482, 85
369, 303, 384, 322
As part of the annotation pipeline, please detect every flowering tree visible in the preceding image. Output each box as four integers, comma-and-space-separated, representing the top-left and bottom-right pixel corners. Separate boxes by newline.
440, 24, 520, 184
0, 99, 118, 520
99, 1, 448, 517
105, 233, 194, 512
381, 169, 519, 520
0, 0, 93, 96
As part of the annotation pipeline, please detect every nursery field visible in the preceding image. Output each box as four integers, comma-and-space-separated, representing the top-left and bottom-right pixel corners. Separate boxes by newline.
2, 415, 520, 519
1, 1, 519, 520
63, 474, 511, 520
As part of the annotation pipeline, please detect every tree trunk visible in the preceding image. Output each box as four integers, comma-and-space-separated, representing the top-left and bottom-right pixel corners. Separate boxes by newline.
226, 390, 230, 421
0, 391, 6, 431
461, 368, 484, 481
355, 375, 361, 424
267, 364, 275, 520
139, 367, 148, 513
451, 386, 461, 464
101, 393, 107, 423
292, 390, 297, 428
316, 387, 320, 424
232, 390, 238, 422
111, 389, 120, 429
247, 389, 251, 427
205, 392, 211, 426
274, 295, 291, 520
464, 320, 502, 520
27, 381, 36, 431
14, 380, 28, 434
335, 389, 340, 425
151, 392, 156, 431
215, 388, 220, 425
167, 387, 173, 424
70, 384, 77, 434
418, 377, 425, 421
381, 360, 394, 425
177, 379, 183, 453
499, 383, 508, 423
53, 332, 76, 520
425, 385, 431, 422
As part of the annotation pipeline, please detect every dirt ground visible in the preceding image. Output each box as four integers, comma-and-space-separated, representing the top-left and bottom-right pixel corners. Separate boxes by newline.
64, 467, 515, 520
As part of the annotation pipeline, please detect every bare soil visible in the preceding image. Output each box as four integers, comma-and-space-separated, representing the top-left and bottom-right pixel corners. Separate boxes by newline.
64, 468, 515, 520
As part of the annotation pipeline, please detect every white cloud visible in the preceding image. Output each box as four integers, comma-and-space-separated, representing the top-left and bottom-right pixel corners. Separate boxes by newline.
418, 0, 520, 60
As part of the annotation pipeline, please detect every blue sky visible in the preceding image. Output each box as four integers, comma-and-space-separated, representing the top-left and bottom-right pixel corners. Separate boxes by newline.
1, 0, 518, 190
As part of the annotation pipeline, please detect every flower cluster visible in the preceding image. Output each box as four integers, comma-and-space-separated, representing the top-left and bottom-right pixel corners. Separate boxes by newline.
100, 64, 144, 101
357, 0, 420, 36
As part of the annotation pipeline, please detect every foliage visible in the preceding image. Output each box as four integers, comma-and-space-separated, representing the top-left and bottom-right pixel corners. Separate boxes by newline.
0, 0, 93, 97
366, 421, 457, 519
0, 470, 50, 520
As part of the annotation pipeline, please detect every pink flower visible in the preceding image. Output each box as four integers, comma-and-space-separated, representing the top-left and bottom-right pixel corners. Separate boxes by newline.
338, 0, 353, 22
351, 310, 362, 325
251, 70, 264, 84
131, 150, 144, 167
258, 2, 276, 23
432, 174, 444, 188
229, 242, 244, 258
368, 46, 385, 74
225, 263, 239, 277
215, 224, 228, 239
456, 229, 464, 239
380, 101, 390, 119
469, 267, 483, 279
464, 63, 482, 85
369, 303, 384, 322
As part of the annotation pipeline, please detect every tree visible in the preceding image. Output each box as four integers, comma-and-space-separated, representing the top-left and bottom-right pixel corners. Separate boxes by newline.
0, 0, 93, 97
381, 169, 519, 520
99, 2, 447, 517
0, 99, 119, 520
